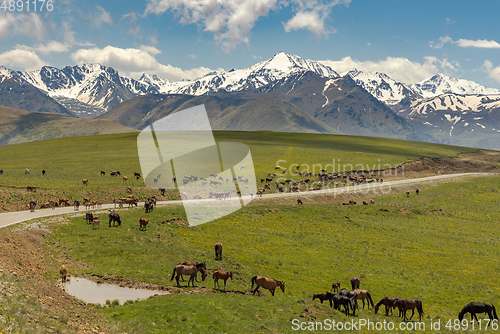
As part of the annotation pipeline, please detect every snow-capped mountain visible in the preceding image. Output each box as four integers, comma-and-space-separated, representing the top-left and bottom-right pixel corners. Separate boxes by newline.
412, 74, 500, 98
19, 64, 159, 115
157, 51, 339, 95
343, 69, 418, 106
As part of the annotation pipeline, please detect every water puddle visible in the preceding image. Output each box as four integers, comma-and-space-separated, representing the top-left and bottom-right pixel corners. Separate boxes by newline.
63, 278, 168, 305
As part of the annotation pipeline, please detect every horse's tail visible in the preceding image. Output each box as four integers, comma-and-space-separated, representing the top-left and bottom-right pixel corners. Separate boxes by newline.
493, 305, 498, 320
417, 300, 425, 316
170, 267, 177, 281
251, 276, 257, 289
367, 291, 374, 308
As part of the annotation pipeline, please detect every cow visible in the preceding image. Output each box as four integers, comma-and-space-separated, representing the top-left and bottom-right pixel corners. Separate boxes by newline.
82, 179, 88, 186
139, 218, 150, 230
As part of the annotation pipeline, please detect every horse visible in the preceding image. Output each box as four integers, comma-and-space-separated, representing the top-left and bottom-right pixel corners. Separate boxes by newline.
215, 242, 223, 260
351, 276, 360, 290
375, 297, 402, 316
139, 218, 150, 230
213, 270, 233, 290
339, 288, 359, 309
59, 265, 68, 283
170, 263, 207, 287
394, 299, 424, 321
73, 200, 80, 211
313, 292, 335, 307
29, 200, 36, 212
251, 276, 285, 296
458, 302, 498, 322
353, 289, 374, 309
331, 282, 340, 293
333, 294, 357, 316
108, 213, 121, 227
177, 261, 206, 281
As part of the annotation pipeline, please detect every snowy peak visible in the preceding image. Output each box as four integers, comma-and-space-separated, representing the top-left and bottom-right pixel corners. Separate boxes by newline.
344, 69, 418, 105
258, 51, 338, 78
413, 74, 500, 98
401, 94, 500, 117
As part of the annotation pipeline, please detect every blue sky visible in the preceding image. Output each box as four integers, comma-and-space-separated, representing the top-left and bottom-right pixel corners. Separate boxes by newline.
1, 0, 499, 88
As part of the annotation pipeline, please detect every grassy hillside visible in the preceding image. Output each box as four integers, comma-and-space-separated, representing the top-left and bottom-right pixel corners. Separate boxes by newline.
0, 106, 135, 146
44, 175, 500, 333
0, 131, 475, 192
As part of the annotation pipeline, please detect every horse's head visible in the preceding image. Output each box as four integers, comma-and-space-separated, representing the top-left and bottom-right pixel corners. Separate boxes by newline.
458, 312, 464, 321
229, 272, 233, 280
278, 281, 285, 293
374, 305, 379, 314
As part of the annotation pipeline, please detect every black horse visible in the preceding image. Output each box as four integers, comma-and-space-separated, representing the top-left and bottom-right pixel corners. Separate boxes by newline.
108, 212, 121, 227
215, 242, 223, 260
459, 302, 498, 322
333, 294, 357, 316
29, 200, 36, 212
74, 200, 80, 211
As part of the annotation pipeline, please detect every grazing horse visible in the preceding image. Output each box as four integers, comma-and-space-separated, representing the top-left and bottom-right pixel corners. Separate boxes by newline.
100, 170, 106, 176
73, 200, 80, 211
92, 216, 100, 229
459, 302, 498, 322
394, 299, 424, 321
108, 213, 121, 227
331, 282, 340, 293
139, 218, 150, 230
375, 297, 402, 316
215, 242, 223, 260
25, 168, 30, 175
313, 292, 335, 307
59, 265, 68, 283
297, 199, 303, 205
353, 289, 374, 309
0, 169, 3, 175
351, 276, 360, 290
171, 263, 207, 287
213, 270, 233, 290
251, 276, 285, 296
333, 294, 357, 316
29, 200, 36, 212
82, 179, 88, 186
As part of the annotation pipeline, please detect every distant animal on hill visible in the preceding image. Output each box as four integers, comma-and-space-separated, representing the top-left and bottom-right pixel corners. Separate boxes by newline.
405, 191, 410, 197
251, 276, 285, 296
29, 200, 36, 212
416, 188, 420, 195
331, 282, 340, 293
59, 265, 68, 283
171, 263, 207, 287
351, 276, 360, 290
213, 270, 232, 290
313, 292, 335, 307
25, 168, 30, 175
297, 198, 303, 205
100, 170, 106, 176
92, 216, 100, 229
139, 218, 150, 230
73, 200, 80, 211
215, 242, 223, 260
459, 302, 498, 322
375, 296, 402, 316
353, 289, 374, 309
108, 213, 121, 227
134, 172, 141, 179
82, 179, 88, 186
0, 169, 3, 175
42, 169, 46, 175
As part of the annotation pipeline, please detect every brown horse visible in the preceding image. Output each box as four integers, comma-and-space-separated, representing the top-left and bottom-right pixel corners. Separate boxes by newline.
213, 270, 232, 290
351, 276, 360, 290
251, 276, 285, 296
313, 292, 335, 307
394, 299, 424, 321
375, 297, 402, 316
177, 261, 206, 281
170, 263, 207, 287
459, 302, 498, 322
331, 282, 340, 293
353, 289, 374, 309
59, 265, 68, 283
215, 242, 223, 260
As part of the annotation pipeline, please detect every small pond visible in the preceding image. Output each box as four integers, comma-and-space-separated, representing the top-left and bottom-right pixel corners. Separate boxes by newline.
63, 278, 168, 305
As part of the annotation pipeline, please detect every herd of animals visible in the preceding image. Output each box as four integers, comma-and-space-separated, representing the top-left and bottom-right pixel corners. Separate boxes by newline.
7, 166, 499, 324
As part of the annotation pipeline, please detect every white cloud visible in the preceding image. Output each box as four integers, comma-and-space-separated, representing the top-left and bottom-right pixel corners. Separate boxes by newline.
36, 41, 69, 54
70, 45, 214, 81
483, 60, 500, 83
456, 38, 500, 49
0, 48, 45, 71
140, 45, 161, 55
188, 54, 197, 59
144, 0, 348, 51
431, 36, 500, 49
123, 12, 139, 36
321, 56, 457, 84
93, 6, 114, 27
0, 13, 44, 41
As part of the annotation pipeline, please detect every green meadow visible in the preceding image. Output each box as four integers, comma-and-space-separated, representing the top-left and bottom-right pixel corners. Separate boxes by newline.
44, 174, 500, 333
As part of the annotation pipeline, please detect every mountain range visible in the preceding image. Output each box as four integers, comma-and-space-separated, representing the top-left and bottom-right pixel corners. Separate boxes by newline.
1, 51, 500, 149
